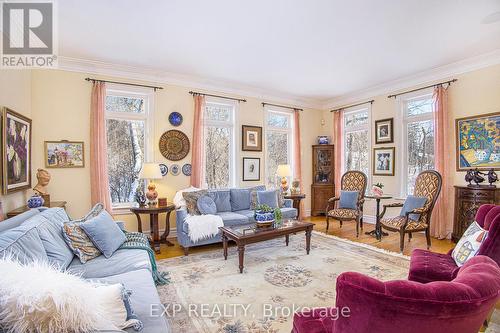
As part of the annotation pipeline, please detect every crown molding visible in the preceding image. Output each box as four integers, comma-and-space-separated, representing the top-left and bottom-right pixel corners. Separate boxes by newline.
322, 48, 500, 109
57, 56, 323, 109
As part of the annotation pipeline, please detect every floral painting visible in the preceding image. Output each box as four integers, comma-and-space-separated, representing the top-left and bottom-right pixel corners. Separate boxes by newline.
45, 141, 85, 168
2, 108, 31, 194
456, 112, 500, 171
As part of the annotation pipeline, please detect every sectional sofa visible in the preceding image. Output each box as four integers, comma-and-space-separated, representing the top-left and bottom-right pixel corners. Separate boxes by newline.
176, 187, 298, 254
0, 207, 170, 333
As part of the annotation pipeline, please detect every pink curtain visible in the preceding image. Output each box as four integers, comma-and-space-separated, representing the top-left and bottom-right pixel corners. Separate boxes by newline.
293, 110, 304, 219
333, 110, 343, 196
90, 81, 112, 212
190, 94, 205, 188
431, 86, 452, 239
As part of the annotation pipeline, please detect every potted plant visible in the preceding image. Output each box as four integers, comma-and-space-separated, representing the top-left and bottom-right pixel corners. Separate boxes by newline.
372, 182, 384, 197
254, 204, 276, 227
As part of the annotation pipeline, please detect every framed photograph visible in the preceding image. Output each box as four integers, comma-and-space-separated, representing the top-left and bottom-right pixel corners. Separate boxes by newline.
44, 141, 85, 168
243, 157, 260, 181
373, 147, 395, 176
2, 107, 32, 194
375, 118, 393, 144
242, 125, 262, 151
456, 112, 500, 171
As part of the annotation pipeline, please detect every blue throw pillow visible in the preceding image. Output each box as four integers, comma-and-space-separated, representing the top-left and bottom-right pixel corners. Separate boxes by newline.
230, 189, 251, 211
400, 195, 427, 221
257, 190, 278, 208
197, 195, 217, 215
339, 190, 359, 210
80, 210, 126, 258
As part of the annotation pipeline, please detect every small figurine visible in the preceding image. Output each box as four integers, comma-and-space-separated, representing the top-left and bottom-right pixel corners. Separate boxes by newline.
135, 189, 147, 206
465, 170, 474, 185
472, 168, 485, 186
487, 169, 498, 186
33, 169, 51, 195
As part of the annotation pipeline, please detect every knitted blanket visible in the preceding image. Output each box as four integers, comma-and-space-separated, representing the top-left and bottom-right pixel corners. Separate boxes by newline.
119, 232, 170, 286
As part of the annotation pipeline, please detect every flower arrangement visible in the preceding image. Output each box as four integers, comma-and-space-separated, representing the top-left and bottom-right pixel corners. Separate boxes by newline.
372, 182, 384, 197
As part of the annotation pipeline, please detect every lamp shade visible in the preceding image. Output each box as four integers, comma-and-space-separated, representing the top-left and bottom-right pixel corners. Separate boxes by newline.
277, 164, 292, 177
139, 163, 162, 179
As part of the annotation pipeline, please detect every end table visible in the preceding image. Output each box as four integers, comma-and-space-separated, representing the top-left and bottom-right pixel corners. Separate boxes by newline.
6, 201, 67, 218
130, 204, 175, 254
284, 194, 306, 218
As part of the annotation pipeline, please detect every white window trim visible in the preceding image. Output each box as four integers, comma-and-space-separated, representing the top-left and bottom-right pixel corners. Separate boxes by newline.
203, 96, 238, 188
264, 106, 294, 188
105, 84, 155, 212
397, 88, 434, 198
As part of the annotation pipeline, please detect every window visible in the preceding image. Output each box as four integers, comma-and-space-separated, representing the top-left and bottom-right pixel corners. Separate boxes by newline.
343, 106, 371, 178
401, 92, 435, 195
203, 98, 236, 188
105, 86, 153, 209
265, 107, 293, 188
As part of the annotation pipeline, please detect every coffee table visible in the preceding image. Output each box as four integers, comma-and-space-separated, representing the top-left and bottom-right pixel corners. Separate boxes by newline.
219, 220, 314, 273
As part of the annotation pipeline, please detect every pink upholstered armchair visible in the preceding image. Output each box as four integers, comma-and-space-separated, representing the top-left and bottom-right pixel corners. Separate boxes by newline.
292, 256, 500, 333
409, 204, 500, 284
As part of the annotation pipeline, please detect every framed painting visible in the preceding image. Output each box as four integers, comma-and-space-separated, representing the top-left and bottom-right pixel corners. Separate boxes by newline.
44, 140, 85, 168
373, 147, 395, 176
242, 125, 262, 151
2, 108, 32, 194
456, 112, 500, 171
375, 118, 394, 144
243, 157, 260, 181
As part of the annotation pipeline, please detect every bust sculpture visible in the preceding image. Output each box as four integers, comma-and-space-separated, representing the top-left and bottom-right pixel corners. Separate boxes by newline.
33, 168, 51, 195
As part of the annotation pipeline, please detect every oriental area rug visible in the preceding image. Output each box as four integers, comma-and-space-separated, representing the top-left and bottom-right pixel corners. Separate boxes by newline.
155, 232, 498, 333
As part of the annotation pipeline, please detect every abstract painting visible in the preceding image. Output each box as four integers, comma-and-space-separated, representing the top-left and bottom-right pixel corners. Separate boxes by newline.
456, 112, 500, 171
45, 141, 85, 168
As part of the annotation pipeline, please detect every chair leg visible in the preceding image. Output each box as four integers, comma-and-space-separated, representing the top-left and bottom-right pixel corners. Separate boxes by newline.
399, 231, 405, 253
326, 216, 330, 233
408, 233, 412, 241
360, 216, 363, 229
425, 228, 431, 250
355, 218, 360, 237
339, 220, 343, 228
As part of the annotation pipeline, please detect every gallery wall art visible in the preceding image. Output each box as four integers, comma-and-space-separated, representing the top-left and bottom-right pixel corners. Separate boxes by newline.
44, 141, 85, 168
373, 147, 395, 176
375, 118, 394, 144
242, 125, 262, 151
243, 157, 260, 181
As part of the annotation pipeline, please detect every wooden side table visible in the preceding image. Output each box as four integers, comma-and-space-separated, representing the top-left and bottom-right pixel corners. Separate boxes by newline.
130, 204, 175, 254
284, 194, 306, 218
6, 201, 67, 218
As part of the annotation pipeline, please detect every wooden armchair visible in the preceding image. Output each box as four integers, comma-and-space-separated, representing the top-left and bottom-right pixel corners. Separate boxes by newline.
380, 170, 442, 252
326, 171, 368, 237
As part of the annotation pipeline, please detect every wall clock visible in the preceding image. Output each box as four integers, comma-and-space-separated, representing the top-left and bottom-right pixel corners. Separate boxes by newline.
159, 130, 190, 161
168, 112, 183, 127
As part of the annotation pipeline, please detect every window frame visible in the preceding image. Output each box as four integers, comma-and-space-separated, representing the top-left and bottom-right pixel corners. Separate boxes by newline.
104, 84, 155, 212
203, 96, 238, 188
264, 106, 294, 188
398, 88, 435, 197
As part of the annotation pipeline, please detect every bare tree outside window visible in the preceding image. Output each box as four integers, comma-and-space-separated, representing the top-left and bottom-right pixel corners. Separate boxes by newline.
266, 110, 293, 188
343, 109, 370, 177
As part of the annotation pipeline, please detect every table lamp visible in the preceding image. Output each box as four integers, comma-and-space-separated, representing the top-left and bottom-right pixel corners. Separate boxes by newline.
139, 163, 162, 205
277, 164, 292, 194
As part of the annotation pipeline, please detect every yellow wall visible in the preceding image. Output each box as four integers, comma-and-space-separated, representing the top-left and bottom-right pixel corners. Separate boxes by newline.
30, 69, 325, 231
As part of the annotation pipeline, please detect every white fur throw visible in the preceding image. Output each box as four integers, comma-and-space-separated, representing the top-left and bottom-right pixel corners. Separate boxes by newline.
185, 214, 224, 242
0, 257, 139, 333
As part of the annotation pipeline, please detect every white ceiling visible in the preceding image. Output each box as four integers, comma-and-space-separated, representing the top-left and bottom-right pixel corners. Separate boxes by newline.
58, 0, 500, 105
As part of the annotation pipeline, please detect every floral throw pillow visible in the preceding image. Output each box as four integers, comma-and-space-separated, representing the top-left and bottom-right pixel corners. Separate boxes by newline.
183, 190, 208, 215
451, 221, 488, 267
62, 222, 102, 264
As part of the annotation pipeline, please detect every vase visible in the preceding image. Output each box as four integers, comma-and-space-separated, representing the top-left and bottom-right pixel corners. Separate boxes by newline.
27, 194, 45, 208
372, 186, 384, 197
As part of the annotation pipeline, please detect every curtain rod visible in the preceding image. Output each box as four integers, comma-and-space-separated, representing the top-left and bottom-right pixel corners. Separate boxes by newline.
262, 102, 303, 111
189, 91, 247, 103
387, 79, 457, 99
330, 100, 374, 113
85, 78, 163, 91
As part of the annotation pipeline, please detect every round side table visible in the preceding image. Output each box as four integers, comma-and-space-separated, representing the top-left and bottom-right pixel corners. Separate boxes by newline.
130, 204, 176, 254
364, 195, 392, 241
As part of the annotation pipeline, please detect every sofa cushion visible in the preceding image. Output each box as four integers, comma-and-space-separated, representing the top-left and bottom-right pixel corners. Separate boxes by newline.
0, 209, 41, 233
217, 211, 249, 227
209, 190, 232, 212
230, 189, 251, 211
62, 222, 102, 264
197, 195, 217, 215
281, 207, 298, 219
80, 210, 127, 258
234, 209, 255, 221
408, 249, 459, 283
257, 190, 278, 208
0, 224, 48, 263
68, 248, 151, 279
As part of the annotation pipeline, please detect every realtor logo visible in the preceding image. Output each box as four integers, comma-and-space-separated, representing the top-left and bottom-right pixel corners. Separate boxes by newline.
1, 1, 57, 68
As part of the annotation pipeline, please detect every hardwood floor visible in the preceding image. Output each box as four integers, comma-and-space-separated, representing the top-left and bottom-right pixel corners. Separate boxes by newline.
155, 216, 454, 260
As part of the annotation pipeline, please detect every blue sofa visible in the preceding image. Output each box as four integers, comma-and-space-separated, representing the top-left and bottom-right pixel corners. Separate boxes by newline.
176, 187, 298, 254
0, 207, 170, 333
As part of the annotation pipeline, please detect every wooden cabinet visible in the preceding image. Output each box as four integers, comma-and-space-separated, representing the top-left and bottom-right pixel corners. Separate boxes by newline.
452, 186, 500, 242
311, 145, 335, 216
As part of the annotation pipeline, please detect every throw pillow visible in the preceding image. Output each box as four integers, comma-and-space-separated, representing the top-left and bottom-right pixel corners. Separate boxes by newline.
209, 190, 232, 212
339, 190, 359, 210
399, 195, 427, 221
173, 186, 200, 209
183, 190, 208, 215
197, 195, 217, 215
80, 210, 127, 258
250, 185, 267, 210
230, 188, 251, 211
62, 222, 101, 264
0, 257, 142, 332
452, 221, 488, 266
257, 190, 279, 208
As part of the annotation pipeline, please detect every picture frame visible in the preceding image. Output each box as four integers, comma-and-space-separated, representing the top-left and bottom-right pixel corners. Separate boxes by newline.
2, 107, 32, 194
243, 157, 260, 181
242, 125, 262, 151
373, 147, 395, 176
44, 140, 85, 168
375, 118, 394, 144
455, 112, 500, 171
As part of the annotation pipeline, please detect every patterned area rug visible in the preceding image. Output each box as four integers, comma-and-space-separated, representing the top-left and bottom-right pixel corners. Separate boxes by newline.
156, 232, 499, 333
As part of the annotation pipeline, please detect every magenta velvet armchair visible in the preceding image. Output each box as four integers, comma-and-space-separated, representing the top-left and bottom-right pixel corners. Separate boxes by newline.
408, 204, 500, 284
292, 256, 500, 333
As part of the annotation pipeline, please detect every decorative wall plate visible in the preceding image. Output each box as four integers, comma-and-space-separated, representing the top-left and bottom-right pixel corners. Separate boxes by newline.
159, 163, 168, 176
182, 163, 192, 176
170, 164, 180, 176
168, 112, 183, 127
159, 130, 190, 161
